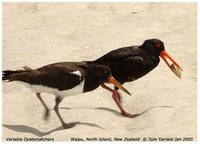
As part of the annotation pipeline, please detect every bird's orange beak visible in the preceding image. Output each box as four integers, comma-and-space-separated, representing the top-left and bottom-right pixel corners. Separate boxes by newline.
160, 50, 183, 78
108, 76, 131, 96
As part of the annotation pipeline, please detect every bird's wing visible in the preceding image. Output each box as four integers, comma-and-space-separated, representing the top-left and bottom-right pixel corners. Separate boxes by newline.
94, 47, 151, 83
25, 63, 85, 91
125, 55, 145, 66
94, 46, 139, 63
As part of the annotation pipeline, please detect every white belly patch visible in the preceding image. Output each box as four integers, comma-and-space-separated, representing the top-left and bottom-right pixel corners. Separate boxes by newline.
16, 80, 85, 98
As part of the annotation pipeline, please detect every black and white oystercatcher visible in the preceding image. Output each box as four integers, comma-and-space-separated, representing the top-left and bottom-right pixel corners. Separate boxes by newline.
88, 39, 183, 118
2, 62, 131, 129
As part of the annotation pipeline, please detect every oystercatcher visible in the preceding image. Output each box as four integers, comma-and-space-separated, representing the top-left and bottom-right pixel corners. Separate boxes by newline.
2, 62, 131, 129
88, 39, 183, 118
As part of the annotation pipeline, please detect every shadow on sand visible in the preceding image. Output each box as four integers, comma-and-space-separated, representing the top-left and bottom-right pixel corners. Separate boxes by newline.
3, 122, 104, 137
3, 105, 173, 137
95, 105, 174, 118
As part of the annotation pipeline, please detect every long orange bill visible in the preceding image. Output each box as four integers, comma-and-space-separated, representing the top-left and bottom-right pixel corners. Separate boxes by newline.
160, 50, 183, 78
108, 76, 131, 96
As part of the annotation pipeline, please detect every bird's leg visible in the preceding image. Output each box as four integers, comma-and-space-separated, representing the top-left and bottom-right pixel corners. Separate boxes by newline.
54, 97, 77, 129
112, 92, 138, 118
36, 93, 50, 120
101, 83, 121, 101
101, 84, 138, 118
114, 86, 121, 101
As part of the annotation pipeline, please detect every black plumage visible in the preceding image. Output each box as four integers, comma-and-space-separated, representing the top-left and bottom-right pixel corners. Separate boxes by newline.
3, 62, 130, 129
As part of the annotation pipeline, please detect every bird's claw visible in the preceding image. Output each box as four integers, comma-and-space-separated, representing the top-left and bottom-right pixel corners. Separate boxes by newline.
121, 111, 141, 118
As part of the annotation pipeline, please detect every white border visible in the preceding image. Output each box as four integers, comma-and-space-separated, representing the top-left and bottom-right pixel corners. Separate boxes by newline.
0, 0, 2, 143
0, 1, 199, 144
197, 0, 199, 143
1, 0, 199, 3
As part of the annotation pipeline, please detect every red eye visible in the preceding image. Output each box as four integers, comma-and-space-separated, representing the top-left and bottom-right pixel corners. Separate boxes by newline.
103, 68, 109, 74
155, 43, 160, 48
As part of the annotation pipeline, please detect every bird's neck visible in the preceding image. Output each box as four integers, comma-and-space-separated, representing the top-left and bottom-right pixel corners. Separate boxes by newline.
149, 55, 160, 69
83, 72, 102, 93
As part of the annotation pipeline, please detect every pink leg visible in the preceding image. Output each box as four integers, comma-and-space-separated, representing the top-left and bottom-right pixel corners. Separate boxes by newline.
112, 91, 138, 118
101, 83, 121, 101
101, 84, 138, 118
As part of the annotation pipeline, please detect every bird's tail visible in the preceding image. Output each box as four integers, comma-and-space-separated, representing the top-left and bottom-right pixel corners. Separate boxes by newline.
2, 66, 33, 82
2, 70, 26, 81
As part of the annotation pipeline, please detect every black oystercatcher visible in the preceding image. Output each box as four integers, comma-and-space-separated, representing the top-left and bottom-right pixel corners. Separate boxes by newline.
88, 39, 183, 118
2, 62, 131, 129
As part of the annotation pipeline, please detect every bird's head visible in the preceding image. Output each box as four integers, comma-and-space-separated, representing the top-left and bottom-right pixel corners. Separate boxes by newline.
90, 65, 131, 95
141, 39, 183, 78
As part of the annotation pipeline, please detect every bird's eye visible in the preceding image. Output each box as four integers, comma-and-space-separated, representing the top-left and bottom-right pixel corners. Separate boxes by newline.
103, 68, 108, 74
155, 43, 160, 48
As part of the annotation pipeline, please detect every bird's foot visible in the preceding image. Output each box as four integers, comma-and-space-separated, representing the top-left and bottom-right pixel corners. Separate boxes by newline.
62, 122, 79, 129
121, 111, 141, 118
112, 91, 139, 118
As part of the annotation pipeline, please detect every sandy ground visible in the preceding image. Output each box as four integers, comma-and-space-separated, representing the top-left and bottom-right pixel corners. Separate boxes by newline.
2, 3, 197, 142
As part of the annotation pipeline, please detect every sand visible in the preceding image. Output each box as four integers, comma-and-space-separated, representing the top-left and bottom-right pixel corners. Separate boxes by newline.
2, 3, 197, 142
